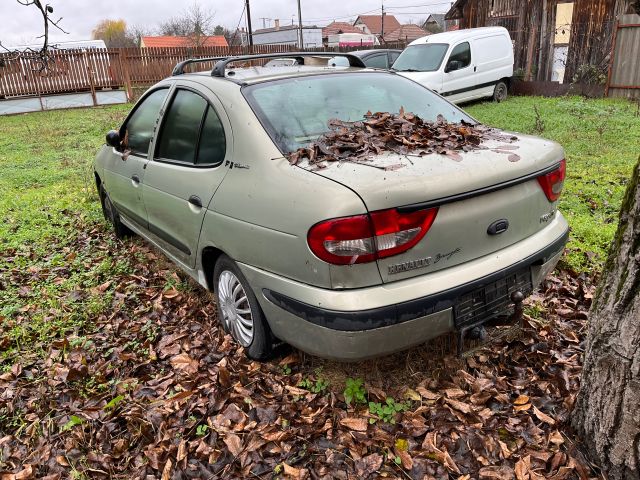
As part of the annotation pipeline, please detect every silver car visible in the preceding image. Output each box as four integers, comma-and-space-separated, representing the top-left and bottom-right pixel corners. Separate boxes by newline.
94, 53, 568, 361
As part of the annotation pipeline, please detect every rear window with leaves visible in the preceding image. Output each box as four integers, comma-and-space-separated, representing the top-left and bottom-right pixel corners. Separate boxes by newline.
243, 72, 473, 153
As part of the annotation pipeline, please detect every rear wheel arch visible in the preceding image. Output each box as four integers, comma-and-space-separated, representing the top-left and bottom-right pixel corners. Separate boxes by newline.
201, 246, 225, 292
209, 251, 275, 360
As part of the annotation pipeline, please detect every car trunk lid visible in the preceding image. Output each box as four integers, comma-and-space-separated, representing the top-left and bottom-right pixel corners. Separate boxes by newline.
301, 132, 565, 283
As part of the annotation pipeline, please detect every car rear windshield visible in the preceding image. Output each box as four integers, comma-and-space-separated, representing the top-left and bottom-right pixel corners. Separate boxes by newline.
242, 72, 474, 153
392, 44, 449, 72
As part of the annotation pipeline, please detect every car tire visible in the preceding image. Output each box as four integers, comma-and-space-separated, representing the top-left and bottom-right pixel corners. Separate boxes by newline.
213, 254, 273, 360
493, 81, 508, 102
99, 185, 132, 239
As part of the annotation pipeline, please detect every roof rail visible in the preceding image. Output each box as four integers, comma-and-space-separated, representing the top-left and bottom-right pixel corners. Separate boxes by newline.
172, 57, 228, 76
210, 52, 367, 77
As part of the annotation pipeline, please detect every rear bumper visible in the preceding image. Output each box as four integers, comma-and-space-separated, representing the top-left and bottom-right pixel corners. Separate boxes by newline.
239, 214, 568, 360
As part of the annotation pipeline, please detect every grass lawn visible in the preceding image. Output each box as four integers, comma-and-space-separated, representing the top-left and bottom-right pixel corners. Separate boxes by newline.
0, 96, 638, 478
466, 96, 640, 272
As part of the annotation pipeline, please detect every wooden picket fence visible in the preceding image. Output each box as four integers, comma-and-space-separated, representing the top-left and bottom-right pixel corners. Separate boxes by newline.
0, 44, 407, 101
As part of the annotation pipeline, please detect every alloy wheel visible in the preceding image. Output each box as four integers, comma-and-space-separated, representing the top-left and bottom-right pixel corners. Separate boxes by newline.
217, 270, 254, 347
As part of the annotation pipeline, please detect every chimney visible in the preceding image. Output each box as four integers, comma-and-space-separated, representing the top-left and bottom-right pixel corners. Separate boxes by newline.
274, 19, 280, 30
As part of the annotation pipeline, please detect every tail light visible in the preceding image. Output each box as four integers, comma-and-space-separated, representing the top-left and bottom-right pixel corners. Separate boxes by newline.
537, 159, 566, 202
308, 208, 438, 265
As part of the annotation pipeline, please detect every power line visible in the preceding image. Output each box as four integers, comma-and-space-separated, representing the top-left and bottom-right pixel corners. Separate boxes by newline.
301, 7, 380, 23
229, 2, 246, 47
255, 0, 452, 29
384, 1, 454, 8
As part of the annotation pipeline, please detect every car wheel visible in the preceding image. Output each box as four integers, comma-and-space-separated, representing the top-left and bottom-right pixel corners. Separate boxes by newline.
213, 255, 273, 360
99, 185, 132, 239
493, 81, 508, 102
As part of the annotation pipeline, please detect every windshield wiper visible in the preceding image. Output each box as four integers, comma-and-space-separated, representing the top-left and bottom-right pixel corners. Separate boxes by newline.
394, 68, 421, 72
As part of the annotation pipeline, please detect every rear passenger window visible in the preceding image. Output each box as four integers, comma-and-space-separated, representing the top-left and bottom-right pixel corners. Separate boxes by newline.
365, 54, 388, 69
157, 89, 208, 164
197, 106, 226, 166
448, 42, 471, 69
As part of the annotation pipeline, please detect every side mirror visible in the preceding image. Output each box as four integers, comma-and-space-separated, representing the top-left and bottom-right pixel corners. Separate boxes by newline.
445, 60, 462, 73
106, 130, 121, 148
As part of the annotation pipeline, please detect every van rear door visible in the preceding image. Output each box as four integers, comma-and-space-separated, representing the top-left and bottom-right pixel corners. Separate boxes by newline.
472, 33, 514, 91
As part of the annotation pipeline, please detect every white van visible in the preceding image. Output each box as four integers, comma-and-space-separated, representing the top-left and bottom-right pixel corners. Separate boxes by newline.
392, 27, 514, 104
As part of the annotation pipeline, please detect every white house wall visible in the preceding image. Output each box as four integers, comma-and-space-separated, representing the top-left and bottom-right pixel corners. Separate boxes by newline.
252, 28, 323, 48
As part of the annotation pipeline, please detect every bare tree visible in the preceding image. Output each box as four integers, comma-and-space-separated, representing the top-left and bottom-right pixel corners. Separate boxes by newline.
127, 24, 153, 48
159, 2, 216, 47
0, 0, 68, 75
19, 0, 67, 52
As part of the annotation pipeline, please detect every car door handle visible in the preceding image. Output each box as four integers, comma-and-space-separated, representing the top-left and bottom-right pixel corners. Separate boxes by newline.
131, 175, 140, 185
188, 195, 202, 208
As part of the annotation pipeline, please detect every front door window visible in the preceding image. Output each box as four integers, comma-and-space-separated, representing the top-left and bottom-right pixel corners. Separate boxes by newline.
447, 42, 472, 70
122, 88, 168, 157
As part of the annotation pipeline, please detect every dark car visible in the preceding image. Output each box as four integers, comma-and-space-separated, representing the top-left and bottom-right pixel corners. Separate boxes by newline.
329, 49, 402, 69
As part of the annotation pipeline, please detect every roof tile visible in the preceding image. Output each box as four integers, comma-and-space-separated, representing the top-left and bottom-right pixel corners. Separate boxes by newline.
384, 24, 428, 42
141, 36, 228, 48
354, 14, 401, 35
322, 21, 363, 37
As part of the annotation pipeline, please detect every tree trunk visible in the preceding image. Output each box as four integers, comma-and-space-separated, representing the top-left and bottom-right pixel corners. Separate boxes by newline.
572, 156, 640, 479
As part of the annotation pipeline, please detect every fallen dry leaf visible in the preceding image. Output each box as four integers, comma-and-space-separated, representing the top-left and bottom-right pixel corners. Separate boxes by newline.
339, 417, 368, 432
355, 453, 383, 477
515, 455, 531, 480
282, 462, 307, 479
161, 459, 172, 480
514, 402, 532, 412
170, 353, 199, 375
224, 433, 243, 457
479, 465, 515, 478
533, 405, 556, 425
445, 397, 473, 414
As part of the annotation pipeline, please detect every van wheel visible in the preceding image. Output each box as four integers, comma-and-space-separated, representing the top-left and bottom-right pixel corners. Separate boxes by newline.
213, 255, 273, 360
99, 185, 132, 239
493, 81, 508, 102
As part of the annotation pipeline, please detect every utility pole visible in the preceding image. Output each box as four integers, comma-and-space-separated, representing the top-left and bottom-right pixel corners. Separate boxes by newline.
381, 1, 385, 44
245, 0, 254, 47
297, 0, 304, 49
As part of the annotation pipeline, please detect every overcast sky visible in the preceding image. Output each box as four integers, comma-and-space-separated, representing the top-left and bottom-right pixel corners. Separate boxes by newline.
0, 0, 452, 47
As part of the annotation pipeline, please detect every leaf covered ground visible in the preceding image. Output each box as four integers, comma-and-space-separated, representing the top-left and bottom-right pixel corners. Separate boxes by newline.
1, 225, 596, 479
1, 97, 639, 479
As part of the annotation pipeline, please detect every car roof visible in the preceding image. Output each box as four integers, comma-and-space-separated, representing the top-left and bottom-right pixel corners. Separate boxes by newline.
183, 66, 377, 85
408, 26, 509, 46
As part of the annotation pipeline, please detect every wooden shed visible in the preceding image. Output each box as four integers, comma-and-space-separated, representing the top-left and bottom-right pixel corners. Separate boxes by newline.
445, 0, 634, 83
